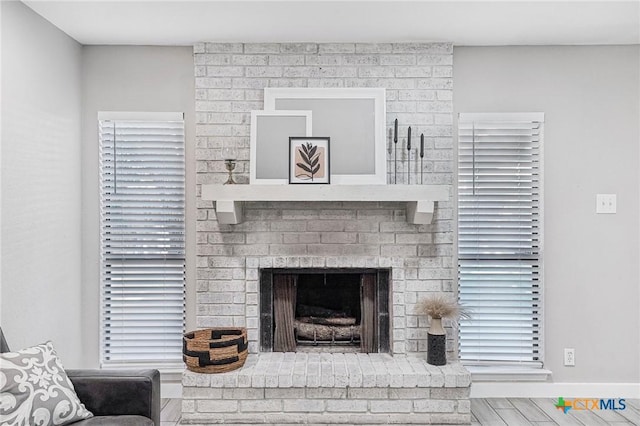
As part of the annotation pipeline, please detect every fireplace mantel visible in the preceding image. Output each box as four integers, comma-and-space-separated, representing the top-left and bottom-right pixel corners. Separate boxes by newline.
201, 184, 450, 225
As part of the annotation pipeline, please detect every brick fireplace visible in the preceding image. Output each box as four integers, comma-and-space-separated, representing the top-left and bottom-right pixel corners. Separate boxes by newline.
184, 42, 470, 425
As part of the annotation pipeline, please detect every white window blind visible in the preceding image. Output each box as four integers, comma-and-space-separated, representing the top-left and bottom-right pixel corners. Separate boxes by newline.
458, 112, 543, 366
99, 112, 185, 367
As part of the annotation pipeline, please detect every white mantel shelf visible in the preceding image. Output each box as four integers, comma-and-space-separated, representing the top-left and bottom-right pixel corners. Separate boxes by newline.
201, 184, 450, 225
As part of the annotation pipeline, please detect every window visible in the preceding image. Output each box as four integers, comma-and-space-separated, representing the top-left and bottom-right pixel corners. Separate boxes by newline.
458, 113, 543, 366
99, 112, 185, 368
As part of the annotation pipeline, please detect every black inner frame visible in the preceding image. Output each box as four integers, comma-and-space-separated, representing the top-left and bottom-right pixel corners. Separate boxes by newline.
259, 268, 390, 353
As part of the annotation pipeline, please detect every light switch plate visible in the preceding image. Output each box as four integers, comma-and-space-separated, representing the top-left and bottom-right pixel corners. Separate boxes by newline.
596, 194, 616, 214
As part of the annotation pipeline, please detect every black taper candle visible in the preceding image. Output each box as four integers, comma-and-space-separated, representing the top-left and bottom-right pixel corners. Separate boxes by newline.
394, 119, 398, 144
420, 133, 425, 185
407, 127, 411, 184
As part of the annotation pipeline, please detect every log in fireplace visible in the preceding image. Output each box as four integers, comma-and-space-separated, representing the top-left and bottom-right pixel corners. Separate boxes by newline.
259, 268, 390, 353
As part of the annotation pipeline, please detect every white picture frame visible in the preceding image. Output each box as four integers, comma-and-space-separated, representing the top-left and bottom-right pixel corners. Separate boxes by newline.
250, 110, 312, 184
264, 88, 387, 185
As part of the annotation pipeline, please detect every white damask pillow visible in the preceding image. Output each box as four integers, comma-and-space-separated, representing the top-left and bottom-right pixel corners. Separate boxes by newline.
0, 341, 93, 426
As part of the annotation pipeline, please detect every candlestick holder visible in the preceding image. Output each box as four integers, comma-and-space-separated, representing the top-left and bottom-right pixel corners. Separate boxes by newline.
222, 141, 238, 185
224, 159, 237, 184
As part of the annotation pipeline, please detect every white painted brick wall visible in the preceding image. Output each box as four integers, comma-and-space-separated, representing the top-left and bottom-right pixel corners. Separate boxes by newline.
194, 42, 454, 358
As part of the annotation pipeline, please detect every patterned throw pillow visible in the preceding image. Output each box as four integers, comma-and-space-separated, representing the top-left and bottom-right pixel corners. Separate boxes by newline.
0, 341, 93, 426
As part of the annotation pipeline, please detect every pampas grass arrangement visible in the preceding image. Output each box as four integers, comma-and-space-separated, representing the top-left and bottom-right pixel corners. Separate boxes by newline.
418, 294, 471, 366
417, 294, 471, 322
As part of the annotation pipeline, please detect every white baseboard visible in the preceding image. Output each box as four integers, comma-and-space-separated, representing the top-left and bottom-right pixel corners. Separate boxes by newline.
471, 382, 640, 398
162, 382, 182, 399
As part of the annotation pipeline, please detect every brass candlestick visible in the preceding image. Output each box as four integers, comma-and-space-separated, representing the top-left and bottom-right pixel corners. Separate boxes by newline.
224, 159, 237, 184
222, 141, 238, 185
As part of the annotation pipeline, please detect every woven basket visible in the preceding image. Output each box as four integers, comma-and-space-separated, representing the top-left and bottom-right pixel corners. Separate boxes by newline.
183, 328, 248, 374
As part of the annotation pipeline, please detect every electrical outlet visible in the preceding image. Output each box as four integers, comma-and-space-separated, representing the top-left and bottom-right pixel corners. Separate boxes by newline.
564, 348, 575, 366
596, 194, 617, 214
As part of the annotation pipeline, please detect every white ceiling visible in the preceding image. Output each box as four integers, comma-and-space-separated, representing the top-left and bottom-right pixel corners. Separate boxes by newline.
23, 0, 640, 46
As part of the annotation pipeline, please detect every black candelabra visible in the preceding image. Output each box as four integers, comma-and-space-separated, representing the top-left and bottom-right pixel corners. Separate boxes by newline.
392, 119, 427, 185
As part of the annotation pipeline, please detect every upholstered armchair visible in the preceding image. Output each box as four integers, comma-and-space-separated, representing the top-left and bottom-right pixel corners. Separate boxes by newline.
0, 328, 161, 426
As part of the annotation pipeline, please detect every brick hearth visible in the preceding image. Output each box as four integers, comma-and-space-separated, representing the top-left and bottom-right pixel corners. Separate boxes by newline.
182, 353, 470, 425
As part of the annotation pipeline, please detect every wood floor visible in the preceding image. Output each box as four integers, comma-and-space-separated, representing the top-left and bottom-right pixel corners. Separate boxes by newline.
161, 398, 640, 425
161, 399, 182, 426
470, 398, 639, 425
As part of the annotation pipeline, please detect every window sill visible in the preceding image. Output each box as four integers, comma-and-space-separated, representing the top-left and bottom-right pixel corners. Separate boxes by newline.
467, 365, 552, 382
100, 363, 185, 375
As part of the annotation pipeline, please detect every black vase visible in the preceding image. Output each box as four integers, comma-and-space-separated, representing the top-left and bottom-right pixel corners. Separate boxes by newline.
427, 333, 447, 366
427, 317, 447, 366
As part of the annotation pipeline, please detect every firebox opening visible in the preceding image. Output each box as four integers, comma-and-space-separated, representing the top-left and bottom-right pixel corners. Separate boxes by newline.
259, 268, 390, 354
295, 273, 362, 348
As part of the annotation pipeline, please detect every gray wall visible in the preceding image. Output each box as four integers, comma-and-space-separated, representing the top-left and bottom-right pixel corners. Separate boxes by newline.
1, 1, 84, 365
81, 46, 196, 367
454, 45, 639, 383
2, 8, 637, 385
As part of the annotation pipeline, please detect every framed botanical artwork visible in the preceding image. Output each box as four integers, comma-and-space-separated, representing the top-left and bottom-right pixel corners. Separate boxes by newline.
264, 88, 386, 184
289, 137, 330, 184
250, 110, 313, 184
